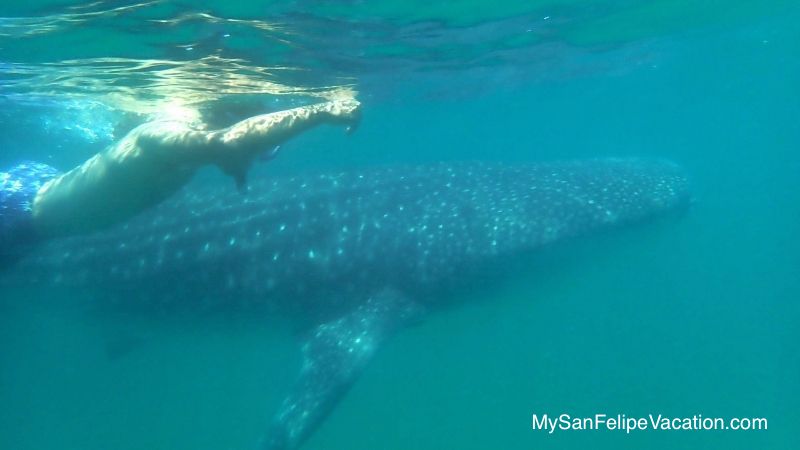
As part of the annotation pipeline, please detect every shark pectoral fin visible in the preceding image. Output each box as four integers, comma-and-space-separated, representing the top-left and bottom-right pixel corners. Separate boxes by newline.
260, 290, 422, 450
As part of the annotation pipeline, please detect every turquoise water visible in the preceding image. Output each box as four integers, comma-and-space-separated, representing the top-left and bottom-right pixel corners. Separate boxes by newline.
1, 1, 798, 450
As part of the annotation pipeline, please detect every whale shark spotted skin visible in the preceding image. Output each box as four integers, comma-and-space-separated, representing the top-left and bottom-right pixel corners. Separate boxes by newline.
9, 158, 689, 449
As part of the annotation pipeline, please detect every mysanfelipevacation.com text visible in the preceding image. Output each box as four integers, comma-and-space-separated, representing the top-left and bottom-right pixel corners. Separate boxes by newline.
532, 413, 767, 434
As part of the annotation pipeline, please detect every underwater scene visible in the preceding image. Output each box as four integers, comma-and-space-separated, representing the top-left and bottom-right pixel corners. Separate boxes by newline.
1, 1, 798, 449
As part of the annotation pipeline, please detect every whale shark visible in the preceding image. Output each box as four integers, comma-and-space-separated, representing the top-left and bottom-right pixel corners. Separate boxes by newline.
5, 158, 689, 449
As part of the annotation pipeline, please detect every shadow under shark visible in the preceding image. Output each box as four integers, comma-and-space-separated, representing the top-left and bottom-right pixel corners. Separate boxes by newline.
8, 158, 690, 449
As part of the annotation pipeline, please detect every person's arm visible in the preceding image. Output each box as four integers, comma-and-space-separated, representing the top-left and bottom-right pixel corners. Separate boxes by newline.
206, 98, 361, 187
31, 98, 361, 238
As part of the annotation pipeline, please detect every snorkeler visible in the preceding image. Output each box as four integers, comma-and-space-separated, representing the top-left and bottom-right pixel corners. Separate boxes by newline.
0, 98, 361, 262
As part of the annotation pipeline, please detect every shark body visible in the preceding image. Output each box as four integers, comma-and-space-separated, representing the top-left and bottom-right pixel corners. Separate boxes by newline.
9, 158, 689, 449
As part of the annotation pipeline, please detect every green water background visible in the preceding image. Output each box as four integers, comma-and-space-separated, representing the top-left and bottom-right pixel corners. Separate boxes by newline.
1, 1, 798, 449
